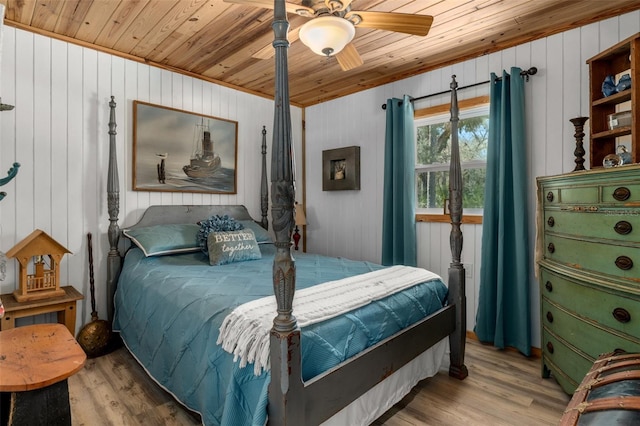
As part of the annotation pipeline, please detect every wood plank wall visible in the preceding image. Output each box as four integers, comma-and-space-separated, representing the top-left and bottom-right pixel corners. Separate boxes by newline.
304, 11, 640, 348
0, 27, 303, 330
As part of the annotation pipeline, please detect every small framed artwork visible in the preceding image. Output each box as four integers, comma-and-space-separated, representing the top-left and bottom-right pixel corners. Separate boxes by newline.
322, 146, 360, 191
133, 101, 238, 194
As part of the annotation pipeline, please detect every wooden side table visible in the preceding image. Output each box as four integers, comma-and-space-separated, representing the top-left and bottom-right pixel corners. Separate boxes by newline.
0, 286, 83, 334
0, 323, 86, 425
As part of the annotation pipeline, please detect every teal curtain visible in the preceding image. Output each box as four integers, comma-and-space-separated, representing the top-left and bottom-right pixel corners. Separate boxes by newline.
475, 68, 531, 356
382, 95, 416, 267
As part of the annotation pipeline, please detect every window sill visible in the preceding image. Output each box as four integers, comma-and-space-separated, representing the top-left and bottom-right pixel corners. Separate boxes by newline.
416, 214, 483, 225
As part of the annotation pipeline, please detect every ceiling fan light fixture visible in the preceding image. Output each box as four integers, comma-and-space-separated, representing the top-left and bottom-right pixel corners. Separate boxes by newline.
299, 16, 355, 57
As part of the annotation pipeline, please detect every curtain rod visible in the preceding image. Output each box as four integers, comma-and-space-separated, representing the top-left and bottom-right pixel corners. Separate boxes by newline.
381, 67, 537, 110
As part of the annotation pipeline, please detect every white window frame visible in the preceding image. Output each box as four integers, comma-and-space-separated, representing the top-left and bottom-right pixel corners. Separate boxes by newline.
414, 103, 489, 216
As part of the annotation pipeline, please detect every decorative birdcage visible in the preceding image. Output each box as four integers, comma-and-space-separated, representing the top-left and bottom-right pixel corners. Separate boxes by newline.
6, 229, 71, 302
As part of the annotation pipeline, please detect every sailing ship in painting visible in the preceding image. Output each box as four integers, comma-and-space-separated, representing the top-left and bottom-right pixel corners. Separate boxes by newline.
183, 119, 222, 178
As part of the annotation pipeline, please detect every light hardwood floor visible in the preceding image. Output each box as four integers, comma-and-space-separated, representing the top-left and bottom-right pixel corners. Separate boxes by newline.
69, 338, 570, 425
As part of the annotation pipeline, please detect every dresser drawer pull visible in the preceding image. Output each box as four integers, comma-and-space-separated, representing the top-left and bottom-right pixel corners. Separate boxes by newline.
615, 255, 633, 270
546, 311, 553, 323
614, 221, 633, 235
547, 243, 555, 253
613, 187, 631, 201
546, 192, 554, 202
612, 308, 631, 323
546, 342, 554, 354
547, 216, 555, 227
545, 281, 553, 292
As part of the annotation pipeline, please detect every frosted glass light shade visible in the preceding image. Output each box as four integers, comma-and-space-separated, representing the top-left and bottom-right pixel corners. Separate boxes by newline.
299, 16, 356, 57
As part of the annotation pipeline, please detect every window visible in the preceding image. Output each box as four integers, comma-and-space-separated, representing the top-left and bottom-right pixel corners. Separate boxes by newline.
415, 101, 489, 216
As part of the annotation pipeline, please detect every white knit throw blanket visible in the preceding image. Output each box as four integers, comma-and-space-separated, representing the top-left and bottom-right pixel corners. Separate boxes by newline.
217, 265, 441, 375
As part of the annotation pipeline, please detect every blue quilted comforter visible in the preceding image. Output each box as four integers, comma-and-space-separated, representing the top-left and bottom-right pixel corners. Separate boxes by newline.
113, 244, 447, 426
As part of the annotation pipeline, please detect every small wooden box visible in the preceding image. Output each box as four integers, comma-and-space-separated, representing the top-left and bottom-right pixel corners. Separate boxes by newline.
560, 351, 640, 425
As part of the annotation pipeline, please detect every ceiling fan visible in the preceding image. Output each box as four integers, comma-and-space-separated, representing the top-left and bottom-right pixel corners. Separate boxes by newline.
223, 0, 433, 71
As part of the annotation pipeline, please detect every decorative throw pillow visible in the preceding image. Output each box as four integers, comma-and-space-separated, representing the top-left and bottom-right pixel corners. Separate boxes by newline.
237, 220, 273, 244
197, 215, 243, 254
123, 224, 200, 257
207, 229, 262, 266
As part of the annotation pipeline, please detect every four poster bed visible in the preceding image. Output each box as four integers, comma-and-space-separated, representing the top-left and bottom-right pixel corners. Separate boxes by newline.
104, 2, 467, 425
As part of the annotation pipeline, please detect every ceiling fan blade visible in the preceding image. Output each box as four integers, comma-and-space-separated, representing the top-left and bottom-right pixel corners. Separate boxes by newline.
252, 27, 301, 60
346, 11, 433, 36
223, 0, 314, 17
336, 43, 363, 71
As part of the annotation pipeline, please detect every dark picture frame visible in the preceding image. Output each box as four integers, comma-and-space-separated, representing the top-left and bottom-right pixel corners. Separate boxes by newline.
133, 101, 238, 194
322, 146, 361, 191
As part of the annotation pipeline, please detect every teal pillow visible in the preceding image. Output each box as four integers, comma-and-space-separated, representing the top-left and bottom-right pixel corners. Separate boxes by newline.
123, 224, 200, 257
207, 229, 262, 265
237, 220, 273, 244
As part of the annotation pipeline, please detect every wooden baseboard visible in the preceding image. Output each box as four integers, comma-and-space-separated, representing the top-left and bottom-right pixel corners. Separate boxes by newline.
466, 331, 542, 358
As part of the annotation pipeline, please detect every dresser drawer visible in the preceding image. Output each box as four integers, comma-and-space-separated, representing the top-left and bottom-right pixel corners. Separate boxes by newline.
543, 185, 598, 206
544, 210, 639, 242
543, 234, 639, 280
540, 268, 640, 337
602, 183, 640, 204
541, 329, 592, 393
542, 298, 640, 356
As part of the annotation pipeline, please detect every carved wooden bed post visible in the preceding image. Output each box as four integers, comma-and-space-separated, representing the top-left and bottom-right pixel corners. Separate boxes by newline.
447, 76, 468, 379
106, 96, 121, 323
268, 0, 303, 424
260, 125, 269, 229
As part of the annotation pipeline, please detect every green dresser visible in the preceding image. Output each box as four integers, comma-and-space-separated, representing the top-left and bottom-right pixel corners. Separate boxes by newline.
537, 165, 640, 394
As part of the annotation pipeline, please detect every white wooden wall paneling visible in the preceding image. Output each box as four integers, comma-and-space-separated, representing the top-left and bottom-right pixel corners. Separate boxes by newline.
544, 35, 564, 175
124, 61, 140, 227
600, 17, 620, 52
51, 39, 69, 287
364, 88, 383, 264
66, 43, 84, 302
14, 30, 34, 247
0, 26, 17, 282
530, 38, 547, 178
34, 35, 51, 234
306, 100, 327, 256
621, 11, 640, 40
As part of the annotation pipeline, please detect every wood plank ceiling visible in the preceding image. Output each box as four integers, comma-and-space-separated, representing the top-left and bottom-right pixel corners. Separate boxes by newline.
3, 0, 640, 107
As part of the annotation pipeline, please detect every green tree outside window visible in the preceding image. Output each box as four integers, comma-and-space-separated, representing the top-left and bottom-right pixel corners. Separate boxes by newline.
415, 108, 489, 212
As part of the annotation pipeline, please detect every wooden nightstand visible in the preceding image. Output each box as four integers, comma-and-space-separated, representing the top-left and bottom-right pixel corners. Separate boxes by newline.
0, 286, 84, 334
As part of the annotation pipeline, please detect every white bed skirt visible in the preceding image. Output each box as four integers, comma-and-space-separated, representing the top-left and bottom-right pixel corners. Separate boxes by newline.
122, 335, 448, 426
322, 338, 449, 426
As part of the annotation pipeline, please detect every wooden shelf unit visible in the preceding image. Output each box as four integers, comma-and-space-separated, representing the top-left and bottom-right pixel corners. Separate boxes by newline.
586, 32, 639, 168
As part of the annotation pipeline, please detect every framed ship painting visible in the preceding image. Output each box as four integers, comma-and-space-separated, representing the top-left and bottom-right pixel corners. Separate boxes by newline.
133, 101, 238, 194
